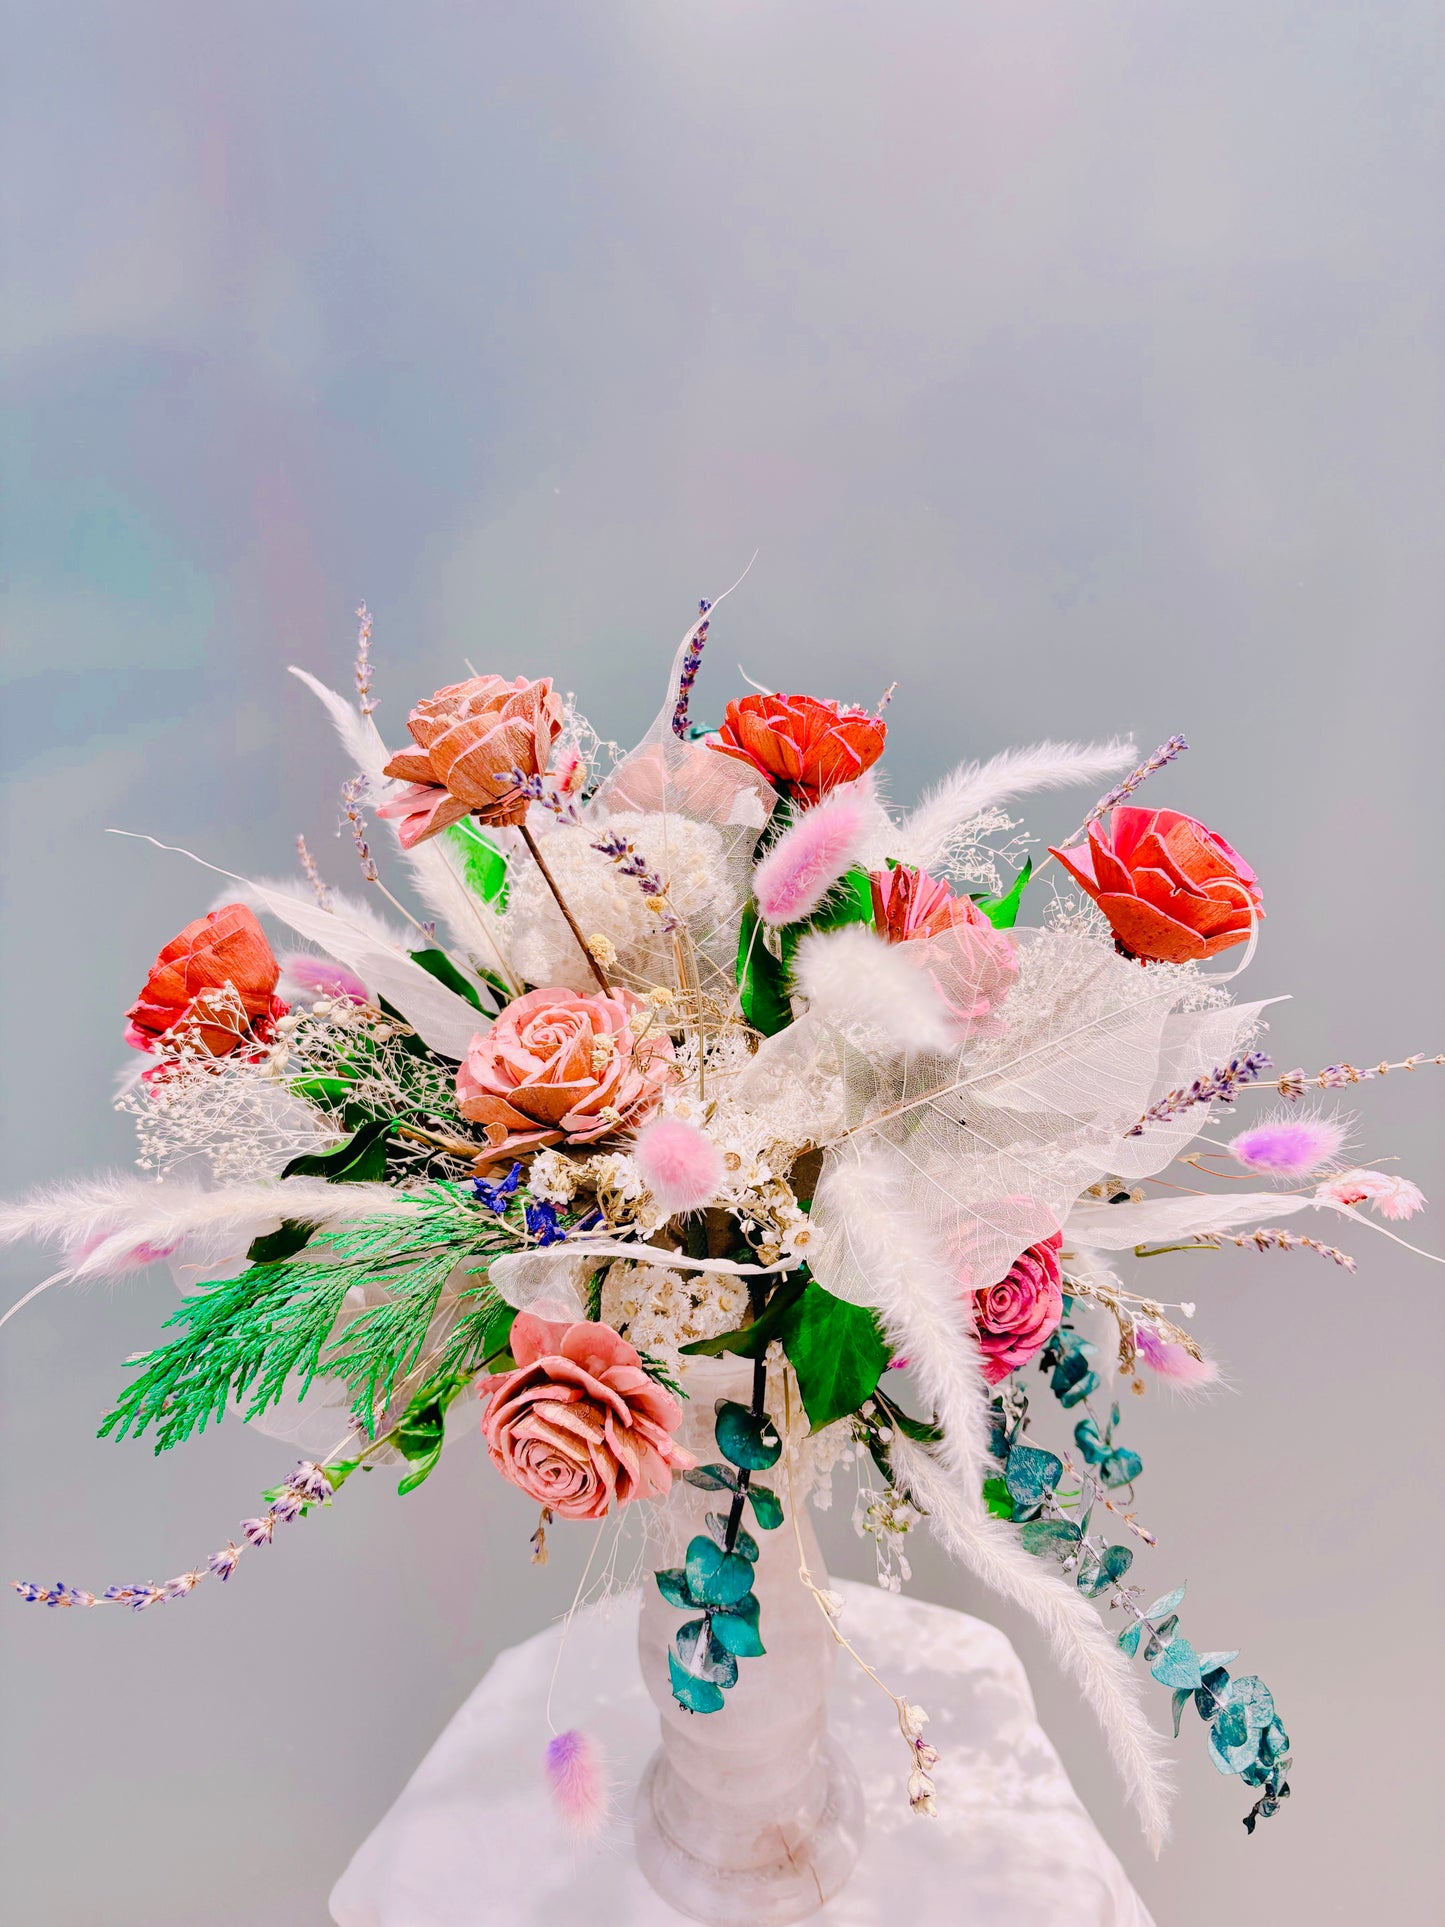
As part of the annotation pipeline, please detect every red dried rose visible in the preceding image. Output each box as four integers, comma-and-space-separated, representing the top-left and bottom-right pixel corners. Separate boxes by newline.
377, 673, 564, 845
1048, 807, 1262, 964
710, 692, 886, 804
125, 904, 284, 1058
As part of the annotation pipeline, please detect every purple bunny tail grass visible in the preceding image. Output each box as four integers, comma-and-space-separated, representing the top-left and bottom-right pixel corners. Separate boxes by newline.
544, 1728, 608, 1838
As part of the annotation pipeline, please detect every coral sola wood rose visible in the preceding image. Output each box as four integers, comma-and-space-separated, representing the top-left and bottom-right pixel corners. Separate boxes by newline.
4, 588, 1440, 1892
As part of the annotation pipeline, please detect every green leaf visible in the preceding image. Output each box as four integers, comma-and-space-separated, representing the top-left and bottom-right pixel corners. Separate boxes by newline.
408, 947, 487, 1013
684, 1535, 755, 1608
1076, 1542, 1133, 1596
1004, 1441, 1064, 1511
1171, 1688, 1192, 1738
982, 1476, 1015, 1520
394, 1370, 472, 1494
281, 1116, 397, 1184
667, 1649, 726, 1714
737, 904, 793, 1036
874, 1391, 942, 1445
680, 1277, 807, 1358
775, 1284, 892, 1431
1150, 1637, 1204, 1691
246, 1219, 318, 1264
674, 1619, 739, 1689
781, 867, 875, 964
654, 1567, 700, 1610
683, 1462, 740, 1493
1119, 1621, 1144, 1658
705, 1513, 759, 1561
714, 1401, 782, 1471
973, 857, 1032, 930
711, 1595, 766, 1658
1018, 1518, 1080, 1554
444, 819, 510, 907
747, 1483, 783, 1530
1144, 1585, 1187, 1621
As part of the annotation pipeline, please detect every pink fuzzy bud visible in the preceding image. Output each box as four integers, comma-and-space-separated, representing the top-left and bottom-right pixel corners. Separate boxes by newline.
1227, 1110, 1345, 1179
752, 787, 871, 928
1315, 1168, 1426, 1220
1136, 1325, 1219, 1389
633, 1115, 724, 1216
281, 954, 370, 1004
544, 1728, 607, 1837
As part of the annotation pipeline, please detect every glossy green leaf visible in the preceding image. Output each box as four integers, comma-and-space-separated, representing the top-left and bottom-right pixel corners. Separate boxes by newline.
747, 1483, 784, 1530
246, 1219, 318, 1264
973, 856, 1032, 930
281, 1116, 397, 1184
714, 1401, 782, 1471
1150, 1636, 1204, 1691
683, 1462, 739, 1493
393, 1369, 472, 1494
444, 819, 510, 907
737, 904, 793, 1036
982, 1476, 1014, 1520
674, 1619, 740, 1689
680, 1278, 806, 1359
1004, 1441, 1063, 1511
408, 947, 488, 1013
685, 1534, 755, 1608
654, 1567, 700, 1610
775, 1284, 892, 1431
667, 1649, 725, 1714
710, 1592, 765, 1657
705, 1512, 759, 1561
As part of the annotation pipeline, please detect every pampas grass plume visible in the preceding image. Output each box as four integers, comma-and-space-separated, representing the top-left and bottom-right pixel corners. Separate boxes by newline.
632, 1115, 723, 1215
752, 787, 870, 927
544, 1729, 607, 1838
1228, 1109, 1346, 1179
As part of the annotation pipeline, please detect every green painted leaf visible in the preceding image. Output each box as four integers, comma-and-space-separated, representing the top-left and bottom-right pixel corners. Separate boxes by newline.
710, 1592, 765, 1657
408, 947, 488, 1013
246, 1219, 318, 1264
684, 1535, 755, 1608
1150, 1636, 1204, 1691
1171, 1688, 1192, 1738
775, 1284, 892, 1431
1077, 1542, 1133, 1596
982, 1476, 1014, 1520
973, 856, 1032, 929
683, 1462, 740, 1493
667, 1650, 725, 1714
1004, 1441, 1063, 1510
705, 1513, 759, 1561
714, 1401, 782, 1471
737, 904, 793, 1036
444, 819, 510, 906
674, 1619, 740, 1689
1144, 1585, 1187, 1621
654, 1567, 700, 1610
747, 1483, 783, 1530
281, 1116, 397, 1184
1018, 1518, 1080, 1555
1119, 1620, 1144, 1658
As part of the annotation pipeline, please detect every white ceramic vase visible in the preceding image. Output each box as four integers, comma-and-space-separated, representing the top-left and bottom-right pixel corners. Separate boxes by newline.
633, 1356, 865, 1924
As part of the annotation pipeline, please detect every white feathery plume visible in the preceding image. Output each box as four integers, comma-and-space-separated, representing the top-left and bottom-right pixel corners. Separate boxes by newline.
896, 739, 1136, 876
811, 1147, 1174, 1851
791, 925, 957, 1057
1066, 1191, 1313, 1250
289, 666, 514, 989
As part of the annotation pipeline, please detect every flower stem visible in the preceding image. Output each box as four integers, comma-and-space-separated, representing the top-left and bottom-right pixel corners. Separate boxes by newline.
518, 822, 611, 993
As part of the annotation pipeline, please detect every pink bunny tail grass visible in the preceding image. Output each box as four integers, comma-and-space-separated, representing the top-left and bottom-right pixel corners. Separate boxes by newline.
280, 954, 370, 1004
752, 787, 871, 927
544, 1729, 608, 1838
1315, 1168, 1427, 1221
1135, 1326, 1220, 1391
1227, 1109, 1346, 1179
632, 1115, 724, 1216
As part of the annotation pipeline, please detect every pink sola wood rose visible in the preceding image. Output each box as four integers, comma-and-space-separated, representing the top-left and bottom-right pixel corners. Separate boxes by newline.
871, 863, 1019, 1026
478, 1313, 694, 1519
456, 986, 674, 1164
376, 673, 564, 846
1048, 806, 1263, 964
972, 1231, 1065, 1385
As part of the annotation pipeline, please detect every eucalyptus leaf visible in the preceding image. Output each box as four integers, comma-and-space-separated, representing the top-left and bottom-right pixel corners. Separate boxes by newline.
705, 1513, 759, 1561
747, 1484, 783, 1530
714, 1401, 782, 1472
1171, 1688, 1191, 1739
1144, 1585, 1187, 1621
684, 1535, 755, 1608
1004, 1441, 1063, 1511
982, 1476, 1014, 1521
710, 1593, 766, 1658
1019, 1518, 1081, 1555
667, 1650, 725, 1715
683, 1463, 739, 1493
1150, 1636, 1204, 1691
674, 1619, 739, 1689
654, 1567, 701, 1611
1077, 1543, 1133, 1597
1118, 1621, 1143, 1659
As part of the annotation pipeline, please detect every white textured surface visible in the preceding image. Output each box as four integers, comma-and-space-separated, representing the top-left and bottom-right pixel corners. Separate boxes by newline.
330, 1580, 1156, 1926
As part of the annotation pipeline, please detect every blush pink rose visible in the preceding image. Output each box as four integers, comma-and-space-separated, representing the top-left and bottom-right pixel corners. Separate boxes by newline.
377, 673, 564, 845
478, 1313, 694, 1519
871, 864, 1019, 1028
456, 985, 673, 1163
972, 1231, 1064, 1385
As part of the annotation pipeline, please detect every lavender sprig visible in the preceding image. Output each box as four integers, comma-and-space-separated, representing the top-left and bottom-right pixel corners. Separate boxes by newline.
11, 1461, 334, 1613
1070, 735, 1189, 844
671, 599, 713, 739
341, 776, 379, 884
1126, 1051, 1272, 1136
1274, 1053, 1444, 1100
511, 769, 580, 825
1208, 1227, 1357, 1272
589, 830, 681, 932
354, 602, 377, 717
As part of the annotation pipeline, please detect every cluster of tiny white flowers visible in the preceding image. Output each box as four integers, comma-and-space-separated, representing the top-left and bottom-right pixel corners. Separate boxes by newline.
599, 1260, 750, 1364
853, 1483, 920, 1593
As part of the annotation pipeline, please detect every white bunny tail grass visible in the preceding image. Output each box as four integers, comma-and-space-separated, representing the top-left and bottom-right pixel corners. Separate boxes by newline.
791, 924, 957, 1056
813, 1149, 1174, 1852
898, 739, 1136, 875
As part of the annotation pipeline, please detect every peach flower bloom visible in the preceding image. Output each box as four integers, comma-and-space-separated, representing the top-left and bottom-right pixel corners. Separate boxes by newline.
1049, 807, 1262, 964
378, 673, 564, 845
125, 904, 284, 1058
478, 1313, 693, 1519
456, 986, 673, 1162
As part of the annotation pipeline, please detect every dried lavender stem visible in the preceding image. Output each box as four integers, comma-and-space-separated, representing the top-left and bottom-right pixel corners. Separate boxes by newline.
518, 822, 611, 993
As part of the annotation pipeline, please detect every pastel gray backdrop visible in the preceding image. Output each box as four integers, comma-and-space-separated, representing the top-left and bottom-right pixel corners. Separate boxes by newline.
2, 4, 1440, 1921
